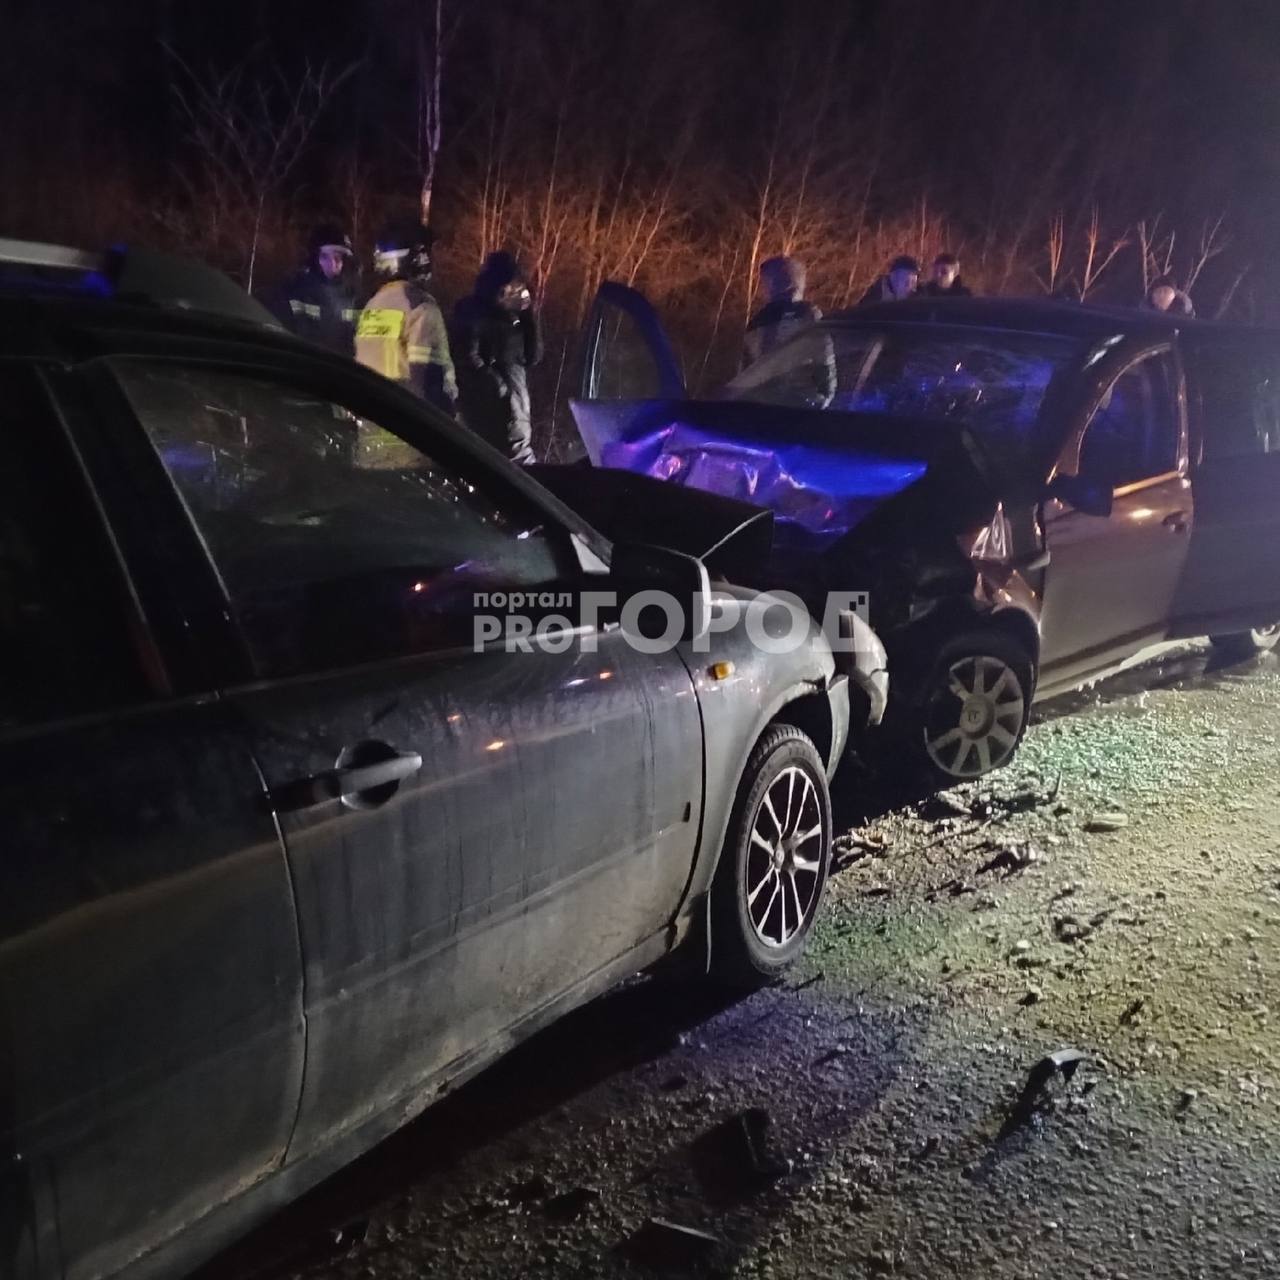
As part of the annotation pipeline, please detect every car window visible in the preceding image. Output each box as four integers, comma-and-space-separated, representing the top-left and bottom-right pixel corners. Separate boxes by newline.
115, 363, 570, 677
722, 326, 1079, 455
1192, 347, 1280, 458
1078, 353, 1180, 489
589, 307, 667, 400
0, 367, 150, 729
725, 328, 853, 409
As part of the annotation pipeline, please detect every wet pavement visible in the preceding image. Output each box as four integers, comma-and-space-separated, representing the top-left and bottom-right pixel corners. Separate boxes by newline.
200, 643, 1280, 1280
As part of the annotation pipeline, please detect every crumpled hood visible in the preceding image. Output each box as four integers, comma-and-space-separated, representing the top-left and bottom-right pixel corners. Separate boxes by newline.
571, 397, 991, 550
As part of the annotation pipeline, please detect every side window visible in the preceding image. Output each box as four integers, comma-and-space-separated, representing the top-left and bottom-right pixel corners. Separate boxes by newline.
1193, 348, 1280, 458
590, 308, 661, 399
114, 363, 570, 678
1078, 353, 1180, 489
0, 367, 150, 730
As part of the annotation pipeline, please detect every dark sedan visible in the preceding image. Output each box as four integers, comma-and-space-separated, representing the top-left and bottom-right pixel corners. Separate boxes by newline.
572, 288, 1280, 782
0, 241, 883, 1280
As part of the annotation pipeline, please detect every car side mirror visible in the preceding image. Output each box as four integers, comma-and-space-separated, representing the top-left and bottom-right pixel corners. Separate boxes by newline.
609, 542, 711, 645
1047, 472, 1113, 518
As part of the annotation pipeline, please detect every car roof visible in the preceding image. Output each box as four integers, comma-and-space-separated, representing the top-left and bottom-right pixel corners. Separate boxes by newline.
826, 296, 1280, 347
0, 290, 315, 364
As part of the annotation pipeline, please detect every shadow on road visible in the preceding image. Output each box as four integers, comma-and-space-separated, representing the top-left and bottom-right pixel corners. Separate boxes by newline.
195, 979, 737, 1280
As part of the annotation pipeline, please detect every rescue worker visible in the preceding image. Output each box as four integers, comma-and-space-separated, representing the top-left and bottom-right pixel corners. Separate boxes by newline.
268, 223, 359, 355
355, 222, 457, 415
858, 255, 920, 305
742, 255, 822, 367
920, 252, 973, 298
452, 252, 541, 465
1143, 274, 1195, 316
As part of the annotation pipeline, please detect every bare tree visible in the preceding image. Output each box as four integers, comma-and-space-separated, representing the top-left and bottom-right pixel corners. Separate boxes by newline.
1034, 213, 1067, 295
1078, 206, 1130, 300
1136, 214, 1176, 292
417, 0, 458, 226
1184, 214, 1229, 294
167, 48, 354, 290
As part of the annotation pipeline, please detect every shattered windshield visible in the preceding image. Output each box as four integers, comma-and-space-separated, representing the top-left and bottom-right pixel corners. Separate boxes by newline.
722, 324, 1083, 452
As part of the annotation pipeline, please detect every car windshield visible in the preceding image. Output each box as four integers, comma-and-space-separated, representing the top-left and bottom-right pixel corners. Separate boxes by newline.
721, 324, 1084, 453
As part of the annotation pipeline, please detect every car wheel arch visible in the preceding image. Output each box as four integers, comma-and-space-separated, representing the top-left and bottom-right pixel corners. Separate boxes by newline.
682, 684, 837, 977
891, 600, 1041, 699
701, 681, 836, 871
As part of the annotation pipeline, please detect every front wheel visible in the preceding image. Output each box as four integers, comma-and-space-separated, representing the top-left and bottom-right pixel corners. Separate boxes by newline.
709, 726, 833, 986
1209, 625, 1280, 661
889, 630, 1035, 785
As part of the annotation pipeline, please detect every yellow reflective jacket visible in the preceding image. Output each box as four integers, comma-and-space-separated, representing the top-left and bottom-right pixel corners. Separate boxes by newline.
355, 281, 458, 408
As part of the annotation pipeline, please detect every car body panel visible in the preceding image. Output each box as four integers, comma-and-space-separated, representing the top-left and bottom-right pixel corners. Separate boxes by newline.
0, 705, 306, 1280
0, 364, 304, 1280
227, 631, 702, 1159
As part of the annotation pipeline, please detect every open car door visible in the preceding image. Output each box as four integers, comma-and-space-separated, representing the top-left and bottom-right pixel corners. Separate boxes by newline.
573, 281, 686, 462
1170, 335, 1280, 638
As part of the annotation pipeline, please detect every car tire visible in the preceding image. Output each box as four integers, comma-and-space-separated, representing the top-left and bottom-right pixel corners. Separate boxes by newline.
709, 725, 833, 986
892, 630, 1035, 785
1208, 625, 1280, 661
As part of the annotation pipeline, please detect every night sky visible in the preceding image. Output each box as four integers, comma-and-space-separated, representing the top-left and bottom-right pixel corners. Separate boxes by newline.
3, 0, 1280, 319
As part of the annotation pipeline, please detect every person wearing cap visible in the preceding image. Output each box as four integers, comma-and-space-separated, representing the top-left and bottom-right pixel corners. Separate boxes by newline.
268, 223, 359, 355
920, 252, 973, 298
452, 252, 541, 465
742, 255, 822, 368
858, 255, 921, 305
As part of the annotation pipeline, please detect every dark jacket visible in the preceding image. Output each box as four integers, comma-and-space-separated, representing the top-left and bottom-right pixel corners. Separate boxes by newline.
452, 297, 542, 465
920, 278, 974, 298
743, 298, 822, 367
857, 277, 919, 306
268, 268, 358, 356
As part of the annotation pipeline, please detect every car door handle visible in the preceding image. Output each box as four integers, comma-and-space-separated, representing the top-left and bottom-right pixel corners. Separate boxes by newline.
268, 751, 423, 813
1162, 511, 1190, 534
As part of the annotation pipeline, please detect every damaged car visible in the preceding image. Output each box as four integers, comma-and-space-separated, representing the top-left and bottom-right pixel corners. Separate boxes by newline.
570, 287, 1280, 783
0, 240, 887, 1280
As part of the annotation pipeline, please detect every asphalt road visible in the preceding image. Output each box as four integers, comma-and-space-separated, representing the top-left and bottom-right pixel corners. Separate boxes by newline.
200, 642, 1280, 1280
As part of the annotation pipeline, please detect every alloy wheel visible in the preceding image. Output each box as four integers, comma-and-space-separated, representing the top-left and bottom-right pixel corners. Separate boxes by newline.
744, 765, 825, 948
924, 654, 1026, 779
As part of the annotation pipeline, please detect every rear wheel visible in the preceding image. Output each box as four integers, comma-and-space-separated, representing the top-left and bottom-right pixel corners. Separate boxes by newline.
709, 725, 832, 986
1209, 625, 1280, 661
891, 631, 1035, 785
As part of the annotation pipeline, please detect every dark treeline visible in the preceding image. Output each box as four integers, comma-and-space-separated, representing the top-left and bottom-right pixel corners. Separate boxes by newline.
4, 0, 1278, 450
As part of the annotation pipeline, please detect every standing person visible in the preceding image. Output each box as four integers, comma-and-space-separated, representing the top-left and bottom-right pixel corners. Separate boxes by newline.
267, 223, 360, 355
355, 222, 457, 415
742, 255, 822, 367
1143, 274, 1195, 316
453, 252, 541, 466
920, 252, 973, 298
858, 255, 920, 305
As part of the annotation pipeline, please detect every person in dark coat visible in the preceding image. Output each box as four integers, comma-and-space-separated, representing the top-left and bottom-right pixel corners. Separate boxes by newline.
920, 252, 973, 298
1143, 274, 1195, 316
742, 255, 822, 367
858, 255, 920, 305
453, 252, 541, 465
267, 223, 359, 355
